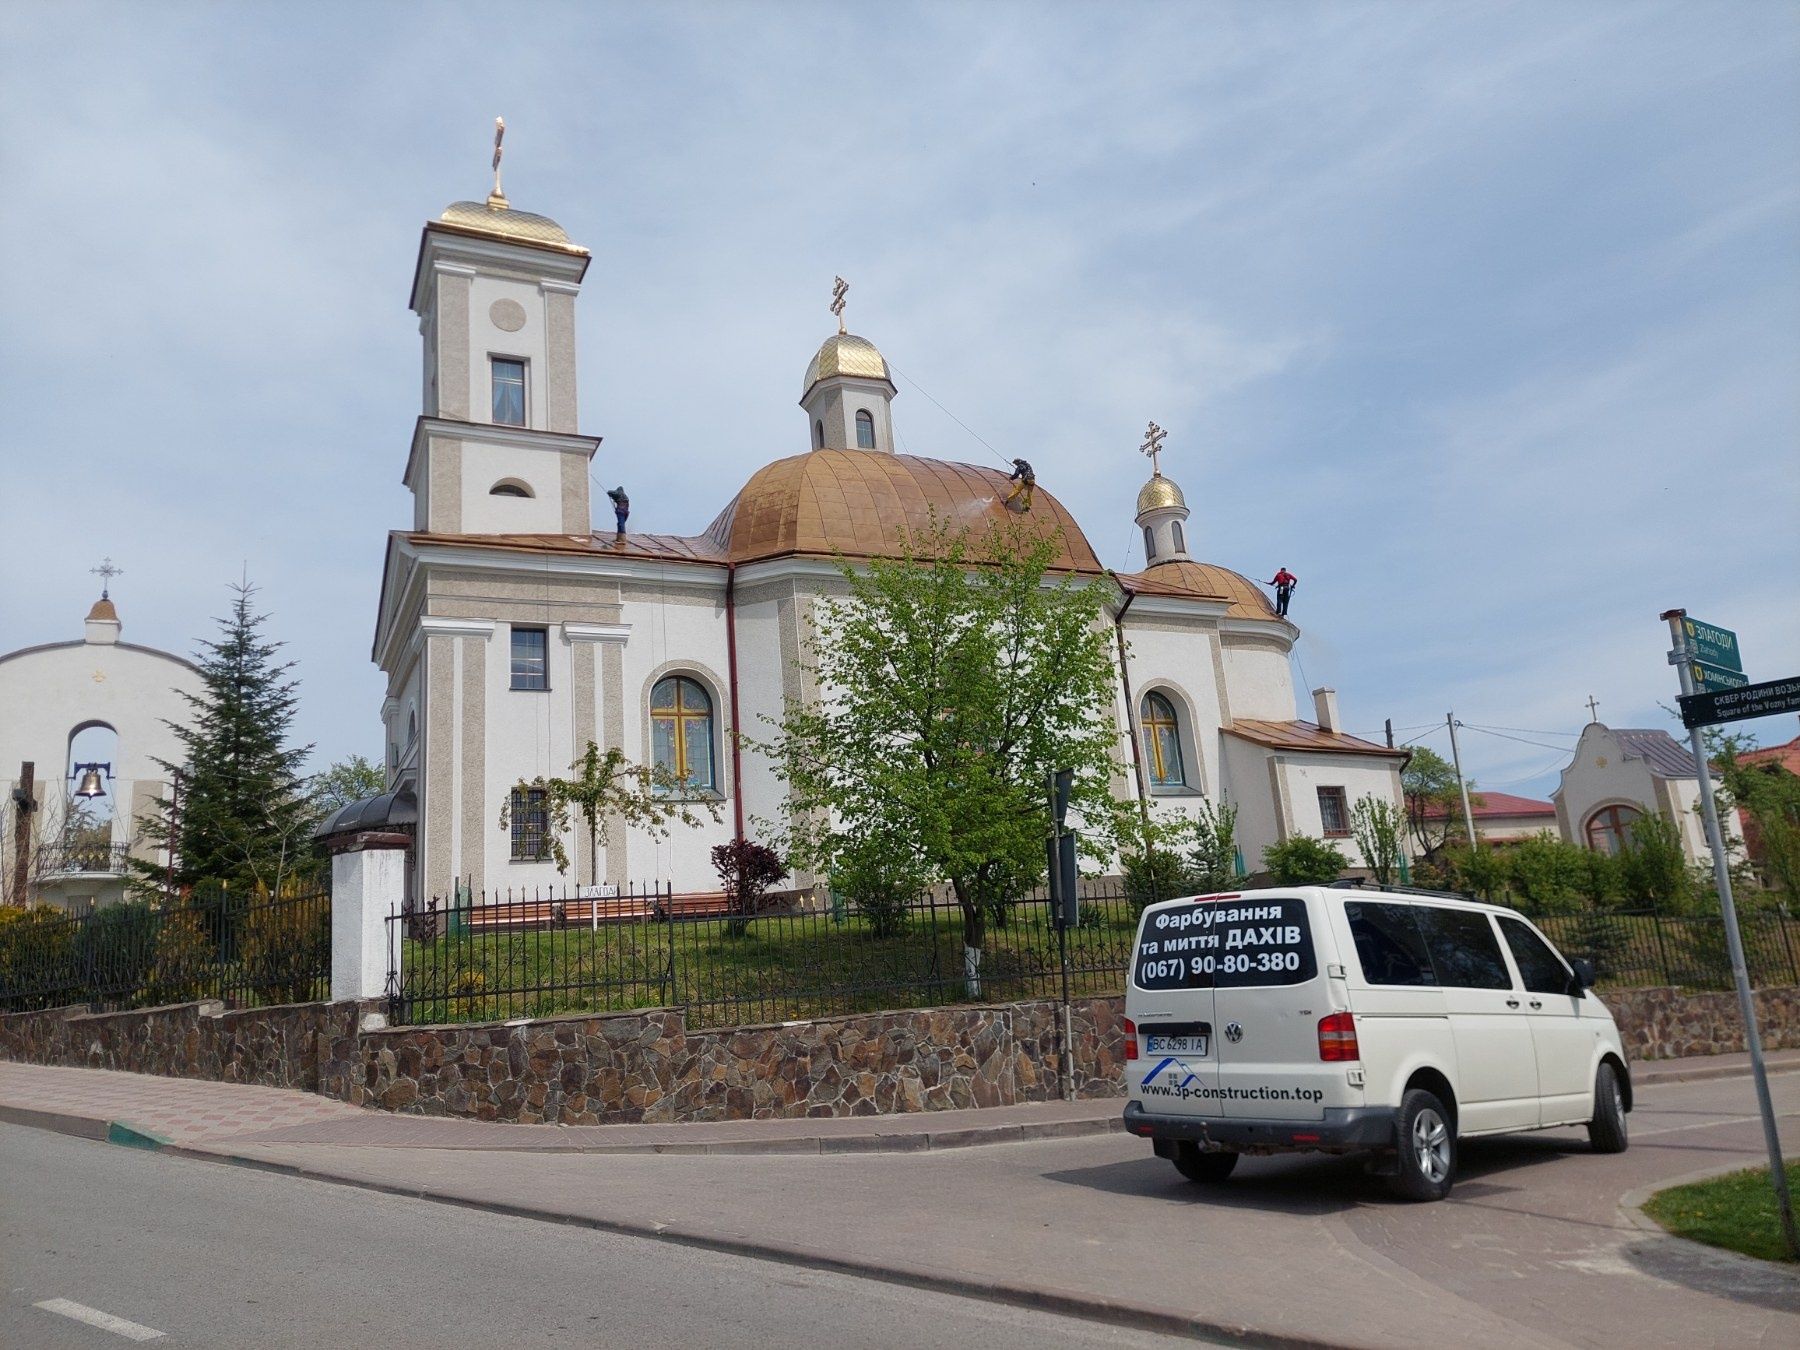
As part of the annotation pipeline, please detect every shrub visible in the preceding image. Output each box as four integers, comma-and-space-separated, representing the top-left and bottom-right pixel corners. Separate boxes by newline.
1184, 799, 1240, 894
1619, 814, 1696, 914
74, 901, 159, 1004
832, 834, 927, 939
1261, 836, 1348, 885
148, 906, 216, 1005
239, 893, 330, 1004
1505, 834, 1588, 916
1123, 846, 1194, 911
711, 838, 789, 936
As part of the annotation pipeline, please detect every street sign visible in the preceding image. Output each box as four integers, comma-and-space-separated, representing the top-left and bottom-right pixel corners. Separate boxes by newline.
1680, 674, 1800, 729
1681, 617, 1742, 672
1690, 661, 1750, 694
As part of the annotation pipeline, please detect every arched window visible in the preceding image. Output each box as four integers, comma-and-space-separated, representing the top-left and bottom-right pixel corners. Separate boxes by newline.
406, 709, 417, 748
814, 419, 825, 449
1171, 521, 1185, 554
489, 479, 532, 497
651, 676, 716, 792
1143, 525, 1156, 561
1585, 804, 1642, 855
855, 409, 876, 449
1140, 691, 1185, 789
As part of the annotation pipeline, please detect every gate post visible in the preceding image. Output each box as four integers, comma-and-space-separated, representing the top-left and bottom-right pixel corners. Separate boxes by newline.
327, 833, 410, 1003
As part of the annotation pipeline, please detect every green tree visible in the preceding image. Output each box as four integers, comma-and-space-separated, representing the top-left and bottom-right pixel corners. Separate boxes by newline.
1262, 836, 1348, 885
1349, 794, 1405, 887
310, 754, 386, 815
500, 742, 718, 885
1716, 742, 1800, 913
757, 514, 1130, 997
130, 581, 315, 897
1402, 746, 1475, 858
1618, 813, 1695, 914
1185, 798, 1241, 893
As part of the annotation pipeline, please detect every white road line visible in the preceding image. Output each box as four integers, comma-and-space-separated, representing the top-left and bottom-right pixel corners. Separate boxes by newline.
33, 1298, 165, 1341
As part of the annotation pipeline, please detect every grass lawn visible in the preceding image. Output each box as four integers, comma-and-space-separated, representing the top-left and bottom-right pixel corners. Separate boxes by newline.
1642, 1161, 1800, 1263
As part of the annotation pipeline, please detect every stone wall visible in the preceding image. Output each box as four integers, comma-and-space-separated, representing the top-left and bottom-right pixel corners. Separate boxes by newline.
1604, 985, 1800, 1061
0, 998, 372, 1092
339, 997, 1127, 1125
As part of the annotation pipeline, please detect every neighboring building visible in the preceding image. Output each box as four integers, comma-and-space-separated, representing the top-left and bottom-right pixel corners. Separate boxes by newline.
1422, 790, 1558, 845
1552, 723, 1742, 867
367, 170, 1407, 904
0, 591, 200, 909
1730, 729, 1800, 876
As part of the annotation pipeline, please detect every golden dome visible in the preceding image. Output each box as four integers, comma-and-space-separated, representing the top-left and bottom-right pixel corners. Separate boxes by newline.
705, 449, 1103, 573
803, 333, 892, 396
85, 596, 118, 622
1136, 474, 1186, 515
435, 200, 588, 255
1119, 560, 1279, 621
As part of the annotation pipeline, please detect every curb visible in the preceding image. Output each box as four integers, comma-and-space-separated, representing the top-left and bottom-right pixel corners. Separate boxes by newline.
1633, 1058, 1800, 1088
1618, 1161, 1800, 1285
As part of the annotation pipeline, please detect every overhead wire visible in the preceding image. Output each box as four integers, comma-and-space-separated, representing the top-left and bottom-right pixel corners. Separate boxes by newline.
1458, 723, 1579, 755
886, 361, 1016, 470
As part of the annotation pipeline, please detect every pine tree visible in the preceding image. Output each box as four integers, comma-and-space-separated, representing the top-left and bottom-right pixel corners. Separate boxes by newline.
131, 581, 316, 898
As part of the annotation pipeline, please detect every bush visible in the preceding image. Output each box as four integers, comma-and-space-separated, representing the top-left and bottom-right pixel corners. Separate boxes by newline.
1504, 835, 1588, 916
1620, 814, 1697, 914
1123, 846, 1194, 911
1184, 799, 1240, 894
1261, 836, 1348, 885
74, 901, 159, 1004
832, 835, 927, 939
0, 906, 77, 1008
148, 906, 216, 1005
711, 838, 789, 936
239, 893, 330, 1004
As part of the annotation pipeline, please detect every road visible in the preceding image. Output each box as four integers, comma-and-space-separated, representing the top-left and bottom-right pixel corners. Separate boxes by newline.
0, 1125, 1196, 1349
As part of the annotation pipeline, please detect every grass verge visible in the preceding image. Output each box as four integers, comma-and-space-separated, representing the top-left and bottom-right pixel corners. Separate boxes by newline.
1642, 1161, 1800, 1263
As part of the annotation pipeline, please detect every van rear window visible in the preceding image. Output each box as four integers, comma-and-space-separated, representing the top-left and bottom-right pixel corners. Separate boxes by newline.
1133, 897, 1317, 990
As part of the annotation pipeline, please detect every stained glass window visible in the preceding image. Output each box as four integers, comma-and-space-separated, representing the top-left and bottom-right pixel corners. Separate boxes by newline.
651, 676, 715, 792
1141, 691, 1185, 788
855, 409, 875, 449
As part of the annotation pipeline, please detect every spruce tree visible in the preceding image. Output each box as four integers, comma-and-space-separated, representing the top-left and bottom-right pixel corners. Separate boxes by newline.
131, 581, 316, 898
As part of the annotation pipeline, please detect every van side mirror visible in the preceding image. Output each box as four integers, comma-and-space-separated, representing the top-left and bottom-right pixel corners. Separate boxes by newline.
1569, 958, 1595, 996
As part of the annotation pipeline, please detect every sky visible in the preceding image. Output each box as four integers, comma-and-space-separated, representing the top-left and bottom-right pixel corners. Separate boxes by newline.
1, 1, 1797, 801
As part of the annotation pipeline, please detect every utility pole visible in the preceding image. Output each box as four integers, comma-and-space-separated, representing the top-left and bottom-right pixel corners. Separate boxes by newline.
163, 768, 183, 904
1663, 609, 1798, 1258
1445, 713, 1477, 849
9, 761, 35, 905
1385, 718, 1394, 750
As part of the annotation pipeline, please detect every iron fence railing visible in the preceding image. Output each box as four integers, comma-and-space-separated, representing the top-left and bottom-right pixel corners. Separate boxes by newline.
386, 881, 1140, 1028
0, 885, 331, 1013
39, 842, 133, 876
1536, 908, 1800, 991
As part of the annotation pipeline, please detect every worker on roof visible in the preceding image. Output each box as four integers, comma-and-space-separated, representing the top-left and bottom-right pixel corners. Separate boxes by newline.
607, 485, 629, 541
1266, 566, 1298, 618
1003, 458, 1036, 513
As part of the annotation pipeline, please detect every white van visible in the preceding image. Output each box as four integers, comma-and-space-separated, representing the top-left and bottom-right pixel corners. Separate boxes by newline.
1122, 885, 1631, 1201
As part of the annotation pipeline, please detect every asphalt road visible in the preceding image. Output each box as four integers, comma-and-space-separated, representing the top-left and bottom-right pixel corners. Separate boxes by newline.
0, 1125, 1198, 1349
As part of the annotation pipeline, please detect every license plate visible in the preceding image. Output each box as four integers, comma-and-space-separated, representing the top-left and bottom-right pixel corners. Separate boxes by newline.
1146, 1034, 1208, 1056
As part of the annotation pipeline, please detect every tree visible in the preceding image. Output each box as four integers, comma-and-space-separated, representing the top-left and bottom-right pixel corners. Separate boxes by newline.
1618, 813, 1695, 914
1185, 798, 1240, 893
499, 741, 719, 885
757, 514, 1130, 997
711, 838, 788, 935
1261, 836, 1348, 885
1349, 794, 1405, 887
1402, 746, 1474, 858
1715, 741, 1800, 913
310, 754, 386, 815
130, 581, 315, 898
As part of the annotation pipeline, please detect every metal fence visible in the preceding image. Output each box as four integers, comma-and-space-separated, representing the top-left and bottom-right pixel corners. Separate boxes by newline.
0, 885, 332, 1013
386, 881, 1140, 1028
1537, 908, 1800, 991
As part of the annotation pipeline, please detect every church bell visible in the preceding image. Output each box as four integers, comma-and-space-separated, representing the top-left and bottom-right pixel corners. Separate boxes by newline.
72, 764, 110, 800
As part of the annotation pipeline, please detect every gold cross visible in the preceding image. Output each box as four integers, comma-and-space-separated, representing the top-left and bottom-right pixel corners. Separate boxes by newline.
489, 117, 508, 207
1139, 421, 1167, 476
830, 277, 849, 334
92, 670, 106, 683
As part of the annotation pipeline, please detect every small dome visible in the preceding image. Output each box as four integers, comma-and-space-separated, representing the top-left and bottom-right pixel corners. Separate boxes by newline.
803, 333, 892, 397
436, 200, 587, 254
86, 597, 118, 623
1136, 474, 1186, 515
1119, 561, 1279, 622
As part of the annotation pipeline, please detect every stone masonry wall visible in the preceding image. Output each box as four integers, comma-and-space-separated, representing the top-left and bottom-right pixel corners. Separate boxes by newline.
1, 986, 1794, 1124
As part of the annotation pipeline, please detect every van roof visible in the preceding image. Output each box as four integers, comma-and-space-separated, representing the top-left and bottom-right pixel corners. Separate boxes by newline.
1140, 884, 1514, 919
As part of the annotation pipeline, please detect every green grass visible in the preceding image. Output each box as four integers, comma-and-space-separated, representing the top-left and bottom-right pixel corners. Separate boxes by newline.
396, 903, 1140, 1028
1642, 1162, 1800, 1263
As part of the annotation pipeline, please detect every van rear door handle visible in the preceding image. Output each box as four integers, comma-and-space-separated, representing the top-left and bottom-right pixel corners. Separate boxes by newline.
1505, 998, 1521, 1009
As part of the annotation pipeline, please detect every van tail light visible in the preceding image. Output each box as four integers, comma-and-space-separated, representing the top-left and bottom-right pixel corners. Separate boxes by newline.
1124, 1017, 1138, 1060
1318, 1012, 1359, 1062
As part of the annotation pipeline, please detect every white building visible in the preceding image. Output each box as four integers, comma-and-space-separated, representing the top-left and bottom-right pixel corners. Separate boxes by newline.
1552, 723, 1742, 867
0, 591, 201, 909
369, 175, 1407, 905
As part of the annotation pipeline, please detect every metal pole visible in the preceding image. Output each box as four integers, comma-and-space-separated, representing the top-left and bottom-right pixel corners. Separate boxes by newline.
1664, 608, 1798, 1258
10, 761, 35, 906
1446, 714, 1477, 849
164, 768, 182, 905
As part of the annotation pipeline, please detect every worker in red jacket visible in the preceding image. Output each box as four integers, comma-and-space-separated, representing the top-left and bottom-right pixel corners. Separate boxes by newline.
1267, 567, 1298, 617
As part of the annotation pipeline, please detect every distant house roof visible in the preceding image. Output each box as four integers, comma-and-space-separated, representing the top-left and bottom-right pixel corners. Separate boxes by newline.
1614, 728, 1717, 781
1736, 735, 1800, 776
1224, 719, 1407, 759
1423, 791, 1556, 821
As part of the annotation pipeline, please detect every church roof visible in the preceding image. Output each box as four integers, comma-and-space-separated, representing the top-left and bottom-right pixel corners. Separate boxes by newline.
1612, 727, 1714, 781
433, 200, 589, 256
1117, 560, 1277, 621
1136, 474, 1186, 515
86, 596, 118, 622
802, 333, 892, 397
703, 449, 1104, 572
1226, 719, 1406, 758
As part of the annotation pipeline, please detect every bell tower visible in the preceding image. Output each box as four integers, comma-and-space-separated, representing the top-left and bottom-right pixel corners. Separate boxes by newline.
405, 119, 599, 536
800, 278, 897, 454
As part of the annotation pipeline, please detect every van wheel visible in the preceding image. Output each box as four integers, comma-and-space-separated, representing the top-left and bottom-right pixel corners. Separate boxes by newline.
1173, 1144, 1239, 1184
1388, 1089, 1455, 1202
1587, 1061, 1629, 1154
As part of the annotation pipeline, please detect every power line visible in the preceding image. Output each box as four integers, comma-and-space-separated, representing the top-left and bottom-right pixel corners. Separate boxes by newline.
1458, 724, 1578, 755
886, 361, 1015, 469
1463, 721, 1579, 739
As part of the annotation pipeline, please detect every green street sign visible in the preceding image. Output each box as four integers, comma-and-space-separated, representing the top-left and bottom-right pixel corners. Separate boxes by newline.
1682, 617, 1742, 673
1691, 661, 1749, 694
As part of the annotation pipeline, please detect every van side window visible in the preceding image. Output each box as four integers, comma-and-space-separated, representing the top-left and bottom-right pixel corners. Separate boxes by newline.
1499, 916, 1572, 995
1345, 902, 1435, 986
1412, 907, 1512, 989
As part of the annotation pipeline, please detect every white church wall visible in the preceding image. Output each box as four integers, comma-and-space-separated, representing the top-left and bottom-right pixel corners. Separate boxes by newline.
1556, 727, 1660, 853
457, 440, 564, 534
1220, 734, 1283, 871
481, 622, 575, 896
1218, 636, 1299, 722
464, 274, 554, 432
1122, 621, 1227, 802
731, 592, 790, 853
1278, 753, 1402, 869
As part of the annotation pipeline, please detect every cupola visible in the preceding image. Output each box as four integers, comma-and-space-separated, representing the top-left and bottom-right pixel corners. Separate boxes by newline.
800, 278, 896, 453
1133, 421, 1192, 565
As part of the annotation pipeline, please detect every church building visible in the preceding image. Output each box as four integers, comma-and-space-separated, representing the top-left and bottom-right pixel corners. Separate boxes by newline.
370, 159, 1407, 905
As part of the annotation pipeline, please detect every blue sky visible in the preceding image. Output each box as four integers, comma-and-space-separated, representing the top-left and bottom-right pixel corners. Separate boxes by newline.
2, 1, 1796, 798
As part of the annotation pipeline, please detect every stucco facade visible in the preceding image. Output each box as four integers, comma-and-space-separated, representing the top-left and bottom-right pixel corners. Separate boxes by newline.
1553, 723, 1742, 867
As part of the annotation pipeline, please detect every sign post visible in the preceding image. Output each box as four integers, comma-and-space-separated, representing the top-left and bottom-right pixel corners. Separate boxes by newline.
1661, 609, 1797, 1258
1046, 769, 1077, 1102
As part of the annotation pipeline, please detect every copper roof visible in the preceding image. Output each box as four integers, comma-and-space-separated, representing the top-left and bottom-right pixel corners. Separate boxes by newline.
1118, 561, 1276, 620
406, 530, 725, 565
1226, 719, 1405, 758
85, 597, 119, 622
703, 449, 1104, 572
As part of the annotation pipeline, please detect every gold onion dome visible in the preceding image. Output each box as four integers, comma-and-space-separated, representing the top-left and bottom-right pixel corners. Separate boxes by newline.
803, 333, 891, 396
1136, 473, 1186, 515
85, 596, 118, 622
436, 200, 587, 254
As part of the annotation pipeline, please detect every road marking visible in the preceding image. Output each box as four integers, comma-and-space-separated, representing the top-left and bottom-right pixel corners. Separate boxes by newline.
33, 1299, 165, 1341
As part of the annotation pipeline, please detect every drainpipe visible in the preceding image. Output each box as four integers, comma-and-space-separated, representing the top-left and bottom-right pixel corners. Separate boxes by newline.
1111, 586, 1151, 834
724, 562, 746, 844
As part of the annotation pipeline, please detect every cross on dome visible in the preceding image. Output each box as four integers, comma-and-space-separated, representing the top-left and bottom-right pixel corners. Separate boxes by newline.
91, 557, 122, 600
1140, 421, 1168, 477
830, 276, 849, 334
